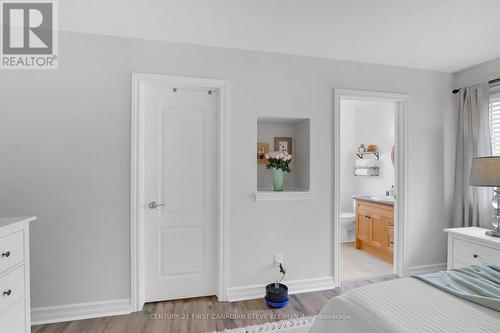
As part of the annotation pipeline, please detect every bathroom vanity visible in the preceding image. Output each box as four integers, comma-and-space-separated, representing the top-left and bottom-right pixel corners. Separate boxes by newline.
353, 196, 394, 263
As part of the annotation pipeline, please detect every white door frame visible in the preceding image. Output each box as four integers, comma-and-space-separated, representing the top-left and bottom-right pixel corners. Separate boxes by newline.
333, 89, 410, 287
130, 73, 229, 311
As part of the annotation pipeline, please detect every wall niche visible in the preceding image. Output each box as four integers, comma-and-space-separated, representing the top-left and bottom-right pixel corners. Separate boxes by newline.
256, 117, 310, 200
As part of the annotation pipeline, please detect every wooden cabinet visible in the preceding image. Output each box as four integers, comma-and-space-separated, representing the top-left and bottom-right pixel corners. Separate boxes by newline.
355, 199, 394, 263
356, 211, 370, 242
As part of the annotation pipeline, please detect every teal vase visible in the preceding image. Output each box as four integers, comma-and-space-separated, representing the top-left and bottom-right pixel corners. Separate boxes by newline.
272, 167, 285, 191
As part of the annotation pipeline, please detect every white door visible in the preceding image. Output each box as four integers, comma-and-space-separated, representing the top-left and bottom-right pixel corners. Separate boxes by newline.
144, 82, 218, 302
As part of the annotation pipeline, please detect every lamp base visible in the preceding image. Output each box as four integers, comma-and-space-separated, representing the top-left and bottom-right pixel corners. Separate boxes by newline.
485, 230, 500, 238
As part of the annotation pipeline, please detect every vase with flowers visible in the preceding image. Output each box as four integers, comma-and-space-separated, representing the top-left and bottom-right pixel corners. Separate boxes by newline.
264, 151, 292, 191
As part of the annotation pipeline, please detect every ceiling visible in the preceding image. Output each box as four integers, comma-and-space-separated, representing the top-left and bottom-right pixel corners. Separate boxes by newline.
61, 0, 500, 72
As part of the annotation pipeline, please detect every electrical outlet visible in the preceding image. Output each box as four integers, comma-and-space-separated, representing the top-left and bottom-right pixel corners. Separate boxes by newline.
274, 253, 283, 266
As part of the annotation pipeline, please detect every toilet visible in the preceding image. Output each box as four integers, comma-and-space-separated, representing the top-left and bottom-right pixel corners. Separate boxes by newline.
340, 212, 356, 243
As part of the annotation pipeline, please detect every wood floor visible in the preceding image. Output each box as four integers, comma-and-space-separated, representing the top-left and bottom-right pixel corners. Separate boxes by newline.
32, 274, 397, 333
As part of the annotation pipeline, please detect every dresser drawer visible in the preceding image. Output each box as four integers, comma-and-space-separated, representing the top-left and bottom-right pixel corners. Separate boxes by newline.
0, 265, 25, 314
453, 238, 500, 267
0, 231, 24, 274
0, 298, 26, 333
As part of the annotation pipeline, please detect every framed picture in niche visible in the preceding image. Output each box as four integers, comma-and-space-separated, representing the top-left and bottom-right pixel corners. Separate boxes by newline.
257, 143, 269, 164
274, 137, 292, 155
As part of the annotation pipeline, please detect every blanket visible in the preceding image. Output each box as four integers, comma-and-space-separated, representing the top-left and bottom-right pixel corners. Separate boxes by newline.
414, 263, 500, 311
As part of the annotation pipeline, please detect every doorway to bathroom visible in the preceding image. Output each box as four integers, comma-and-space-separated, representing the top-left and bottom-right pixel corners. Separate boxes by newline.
333, 89, 410, 287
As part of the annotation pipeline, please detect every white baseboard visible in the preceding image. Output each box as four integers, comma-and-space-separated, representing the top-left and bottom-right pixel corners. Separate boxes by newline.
408, 263, 446, 276
226, 276, 335, 302
31, 298, 132, 325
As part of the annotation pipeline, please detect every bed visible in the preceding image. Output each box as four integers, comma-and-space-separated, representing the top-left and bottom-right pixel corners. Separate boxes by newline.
309, 265, 500, 333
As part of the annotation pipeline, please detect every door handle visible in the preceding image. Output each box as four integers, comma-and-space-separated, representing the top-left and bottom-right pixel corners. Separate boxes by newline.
148, 201, 165, 209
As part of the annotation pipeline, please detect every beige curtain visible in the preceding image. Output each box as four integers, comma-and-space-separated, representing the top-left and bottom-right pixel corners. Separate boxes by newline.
452, 83, 492, 228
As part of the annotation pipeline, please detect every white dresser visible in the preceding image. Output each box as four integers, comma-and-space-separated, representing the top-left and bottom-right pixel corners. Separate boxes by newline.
444, 227, 500, 270
0, 217, 36, 333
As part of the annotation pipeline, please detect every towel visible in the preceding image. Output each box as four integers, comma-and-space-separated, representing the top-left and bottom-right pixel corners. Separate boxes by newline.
355, 159, 379, 168
354, 168, 379, 176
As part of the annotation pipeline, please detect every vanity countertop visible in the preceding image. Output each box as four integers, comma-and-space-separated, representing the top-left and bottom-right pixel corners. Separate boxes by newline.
352, 195, 394, 206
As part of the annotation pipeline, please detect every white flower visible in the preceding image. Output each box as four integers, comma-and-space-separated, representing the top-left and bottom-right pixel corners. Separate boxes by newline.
265, 151, 292, 161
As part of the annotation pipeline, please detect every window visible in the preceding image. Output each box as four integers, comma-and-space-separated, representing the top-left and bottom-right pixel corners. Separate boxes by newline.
490, 87, 500, 156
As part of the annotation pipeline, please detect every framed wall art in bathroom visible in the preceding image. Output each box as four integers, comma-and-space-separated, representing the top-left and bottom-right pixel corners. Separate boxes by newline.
274, 137, 293, 155
257, 143, 269, 164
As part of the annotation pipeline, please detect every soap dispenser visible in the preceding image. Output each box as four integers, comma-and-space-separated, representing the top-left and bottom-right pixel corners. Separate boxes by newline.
389, 185, 396, 197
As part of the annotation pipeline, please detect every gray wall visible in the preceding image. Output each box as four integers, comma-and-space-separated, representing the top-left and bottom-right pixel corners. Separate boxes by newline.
454, 56, 500, 88
0, 31, 453, 307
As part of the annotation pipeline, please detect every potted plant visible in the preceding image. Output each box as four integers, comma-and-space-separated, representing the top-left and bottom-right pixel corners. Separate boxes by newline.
264, 151, 292, 191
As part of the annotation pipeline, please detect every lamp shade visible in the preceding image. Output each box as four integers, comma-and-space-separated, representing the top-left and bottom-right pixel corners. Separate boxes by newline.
469, 156, 500, 187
